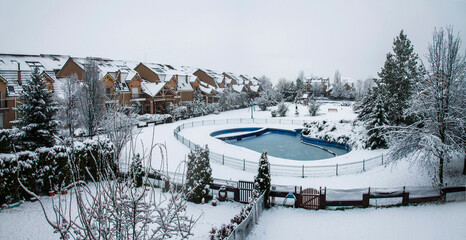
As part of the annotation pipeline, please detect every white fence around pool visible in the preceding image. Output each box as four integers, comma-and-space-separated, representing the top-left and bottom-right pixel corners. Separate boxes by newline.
173, 118, 385, 178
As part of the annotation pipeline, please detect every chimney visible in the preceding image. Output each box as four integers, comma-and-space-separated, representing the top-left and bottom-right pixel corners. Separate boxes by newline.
17, 62, 22, 85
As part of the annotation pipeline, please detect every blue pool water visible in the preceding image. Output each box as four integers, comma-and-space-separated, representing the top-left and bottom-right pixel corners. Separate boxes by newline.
227, 132, 348, 161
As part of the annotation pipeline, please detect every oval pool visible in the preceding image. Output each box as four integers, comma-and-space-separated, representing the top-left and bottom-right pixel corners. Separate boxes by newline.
211, 128, 349, 161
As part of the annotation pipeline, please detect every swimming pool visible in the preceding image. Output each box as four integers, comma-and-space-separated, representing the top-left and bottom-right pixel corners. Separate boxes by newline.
211, 128, 349, 161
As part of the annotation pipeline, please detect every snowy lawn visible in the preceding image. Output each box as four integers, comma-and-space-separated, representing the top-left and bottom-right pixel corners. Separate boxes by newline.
249, 202, 466, 240
1, 102, 465, 239
0, 188, 243, 240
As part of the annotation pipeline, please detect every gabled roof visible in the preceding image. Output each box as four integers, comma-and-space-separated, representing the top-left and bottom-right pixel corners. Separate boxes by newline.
141, 81, 176, 98
199, 84, 216, 95
0, 74, 7, 83
232, 84, 246, 93
249, 85, 260, 93
224, 72, 244, 85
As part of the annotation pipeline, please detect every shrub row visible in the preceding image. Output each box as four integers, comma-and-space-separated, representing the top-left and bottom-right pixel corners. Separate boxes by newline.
0, 139, 115, 204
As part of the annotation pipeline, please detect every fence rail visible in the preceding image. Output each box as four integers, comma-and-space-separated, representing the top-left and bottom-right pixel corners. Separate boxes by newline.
174, 118, 385, 178
226, 192, 266, 240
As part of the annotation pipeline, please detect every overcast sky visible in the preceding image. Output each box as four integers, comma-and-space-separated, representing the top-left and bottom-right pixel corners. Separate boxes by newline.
1, 0, 465, 83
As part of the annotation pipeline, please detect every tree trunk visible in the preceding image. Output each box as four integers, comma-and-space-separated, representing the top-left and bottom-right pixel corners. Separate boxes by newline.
463, 152, 466, 175
439, 154, 444, 187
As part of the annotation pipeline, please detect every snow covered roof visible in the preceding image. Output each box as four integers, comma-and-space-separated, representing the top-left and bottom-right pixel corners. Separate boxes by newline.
341, 77, 355, 86
0, 54, 69, 72
0, 54, 70, 97
200, 69, 223, 85
141, 81, 166, 97
249, 85, 260, 93
232, 84, 246, 93
176, 75, 194, 91
224, 72, 244, 85
305, 76, 330, 84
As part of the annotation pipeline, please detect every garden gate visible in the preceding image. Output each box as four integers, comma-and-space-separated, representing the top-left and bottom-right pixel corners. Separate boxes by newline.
238, 180, 254, 203
300, 187, 320, 209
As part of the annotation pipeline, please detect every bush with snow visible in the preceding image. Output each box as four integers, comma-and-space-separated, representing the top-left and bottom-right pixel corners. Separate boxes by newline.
0, 129, 12, 153
302, 120, 366, 149
308, 98, 321, 116
276, 102, 288, 117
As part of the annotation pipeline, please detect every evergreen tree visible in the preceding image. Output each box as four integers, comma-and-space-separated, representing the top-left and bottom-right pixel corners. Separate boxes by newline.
355, 88, 377, 122
378, 30, 422, 125
365, 94, 389, 149
14, 67, 58, 150
254, 151, 271, 206
185, 145, 213, 203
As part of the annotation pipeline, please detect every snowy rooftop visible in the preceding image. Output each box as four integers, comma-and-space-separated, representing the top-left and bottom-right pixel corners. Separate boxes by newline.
141, 80, 166, 97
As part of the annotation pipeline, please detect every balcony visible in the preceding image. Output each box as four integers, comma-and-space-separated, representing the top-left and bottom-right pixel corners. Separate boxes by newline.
130, 93, 147, 102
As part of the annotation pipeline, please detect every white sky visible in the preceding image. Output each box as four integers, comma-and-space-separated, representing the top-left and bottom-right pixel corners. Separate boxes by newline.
0, 0, 465, 83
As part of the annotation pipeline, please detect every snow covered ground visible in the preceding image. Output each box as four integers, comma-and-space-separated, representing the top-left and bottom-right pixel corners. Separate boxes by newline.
129, 102, 464, 188
1, 102, 464, 239
249, 202, 466, 240
0, 188, 243, 240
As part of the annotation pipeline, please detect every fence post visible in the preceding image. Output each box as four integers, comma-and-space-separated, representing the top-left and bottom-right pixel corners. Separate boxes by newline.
243, 159, 246, 170
336, 163, 339, 176
302, 165, 304, 178
202, 120, 204, 126
240, 118, 242, 123
381, 154, 384, 165
363, 159, 365, 171
222, 154, 225, 165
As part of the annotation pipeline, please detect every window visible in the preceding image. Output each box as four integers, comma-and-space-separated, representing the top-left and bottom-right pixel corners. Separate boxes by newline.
131, 87, 139, 98
26, 61, 44, 68
106, 88, 111, 97
7, 86, 15, 94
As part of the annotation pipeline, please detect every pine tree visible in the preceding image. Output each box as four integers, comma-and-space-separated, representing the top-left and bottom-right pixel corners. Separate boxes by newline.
356, 88, 377, 122
185, 145, 213, 203
378, 30, 422, 125
14, 67, 58, 150
254, 151, 271, 206
365, 94, 389, 149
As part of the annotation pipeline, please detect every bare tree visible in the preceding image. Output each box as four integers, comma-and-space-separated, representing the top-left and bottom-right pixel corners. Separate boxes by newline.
76, 60, 105, 137
58, 74, 79, 138
389, 27, 466, 186
19, 134, 198, 240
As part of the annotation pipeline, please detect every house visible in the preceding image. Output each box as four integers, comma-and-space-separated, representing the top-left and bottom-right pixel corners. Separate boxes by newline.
56, 57, 155, 112
0, 54, 69, 129
304, 76, 330, 97
222, 72, 243, 88
341, 77, 355, 90
192, 69, 222, 103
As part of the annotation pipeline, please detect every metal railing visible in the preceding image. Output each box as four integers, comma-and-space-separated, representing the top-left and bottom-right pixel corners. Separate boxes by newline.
226, 192, 266, 240
173, 118, 386, 178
